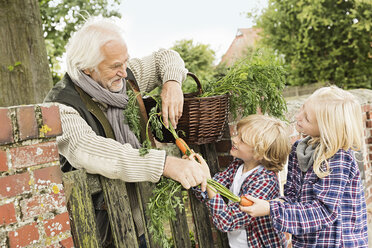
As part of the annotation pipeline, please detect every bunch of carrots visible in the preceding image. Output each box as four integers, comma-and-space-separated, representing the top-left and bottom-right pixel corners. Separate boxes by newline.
166, 122, 253, 207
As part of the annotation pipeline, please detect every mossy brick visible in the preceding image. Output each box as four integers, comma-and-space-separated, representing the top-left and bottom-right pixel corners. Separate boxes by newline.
17, 106, 38, 141
0, 108, 13, 145
0, 172, 31, 198
34, 165, 63, 187
9, 223, 39, 248
0, 203, 17, 225
20, 193, 67, 220
0, 150, 8, 172
43, 212, 71, 237
40, 105, 62, 137
9, 141, 59, 169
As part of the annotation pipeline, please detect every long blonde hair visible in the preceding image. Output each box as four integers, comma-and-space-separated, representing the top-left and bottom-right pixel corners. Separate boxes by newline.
306, 86, 363, 178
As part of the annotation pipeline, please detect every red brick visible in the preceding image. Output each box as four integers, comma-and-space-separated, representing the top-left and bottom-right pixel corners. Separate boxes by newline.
0, 108, 14, 145
9, 222, 39, 247
0, 172, 30, 198
40, 105, 62, 137
34, 165, 63, 188
366, 111, 372, 120
367, 120, 372, 128
20, 193, 67, 220
59, 236, 74, 248
43, 212, 71, 237
10, 141, 59, 169
0, 150, 8, 172
17, 106, 38, 141
362, 104, 371, 113
215, 139, 232, 153
0, 203, 17, 225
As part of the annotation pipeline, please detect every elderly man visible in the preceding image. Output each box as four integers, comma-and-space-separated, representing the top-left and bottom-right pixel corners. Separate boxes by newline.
45, 17, 206, 247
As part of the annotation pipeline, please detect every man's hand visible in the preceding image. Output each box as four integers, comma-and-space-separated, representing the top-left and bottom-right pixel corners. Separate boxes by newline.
160, 80, 184, 128
163, 156, 207, 191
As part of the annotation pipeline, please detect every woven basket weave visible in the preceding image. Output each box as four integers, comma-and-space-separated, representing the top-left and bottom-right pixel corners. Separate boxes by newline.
143, 72, 229, 145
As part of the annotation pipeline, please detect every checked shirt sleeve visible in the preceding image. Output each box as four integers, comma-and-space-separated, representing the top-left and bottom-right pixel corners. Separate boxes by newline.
270, 150, 354, 235
206, 167, 280, 232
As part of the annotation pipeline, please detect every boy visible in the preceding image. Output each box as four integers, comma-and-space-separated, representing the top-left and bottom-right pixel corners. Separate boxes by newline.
191, 114, 290, 247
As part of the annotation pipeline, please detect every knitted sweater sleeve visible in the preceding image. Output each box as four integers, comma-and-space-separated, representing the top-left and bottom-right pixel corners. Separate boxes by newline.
128, 48, 188, 92
56, 104, 166, 182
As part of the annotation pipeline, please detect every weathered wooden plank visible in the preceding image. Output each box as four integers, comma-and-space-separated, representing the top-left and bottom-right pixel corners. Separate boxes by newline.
188, 145, 215, 248
100, 177, 138, 248
199, 143, 229, 248
86, 173, 102, 194
62, 170, 101, 248
188, 191, 215, 248
170, 189, 192, 248
136, 182, 158, 248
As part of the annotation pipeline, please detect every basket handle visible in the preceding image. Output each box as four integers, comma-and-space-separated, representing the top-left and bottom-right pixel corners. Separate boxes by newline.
187, 72, 203, 95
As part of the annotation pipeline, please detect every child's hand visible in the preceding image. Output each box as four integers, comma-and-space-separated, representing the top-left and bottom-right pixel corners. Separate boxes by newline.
239, 195, 270, 217
189, 153, 211, 179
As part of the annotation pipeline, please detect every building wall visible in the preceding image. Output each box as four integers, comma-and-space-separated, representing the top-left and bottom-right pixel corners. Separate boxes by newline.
0, 104, 73, 248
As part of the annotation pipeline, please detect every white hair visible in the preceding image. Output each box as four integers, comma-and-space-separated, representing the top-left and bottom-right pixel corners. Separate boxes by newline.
66, 16, 126, 81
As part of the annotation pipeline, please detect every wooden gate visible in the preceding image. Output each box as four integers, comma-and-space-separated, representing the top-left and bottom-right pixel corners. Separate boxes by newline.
62, 142, 230, 248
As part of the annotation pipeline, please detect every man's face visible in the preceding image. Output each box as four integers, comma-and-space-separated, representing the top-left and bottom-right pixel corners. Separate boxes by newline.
84, 39, 129, 92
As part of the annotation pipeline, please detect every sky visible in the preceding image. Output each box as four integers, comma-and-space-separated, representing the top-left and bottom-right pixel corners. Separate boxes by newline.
118, 0, 268, 64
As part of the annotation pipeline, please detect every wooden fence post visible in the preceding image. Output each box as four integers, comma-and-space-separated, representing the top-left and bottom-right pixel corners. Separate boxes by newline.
63, 170, 101, 247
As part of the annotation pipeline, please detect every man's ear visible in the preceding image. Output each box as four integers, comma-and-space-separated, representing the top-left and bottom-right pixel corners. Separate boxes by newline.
83, 69, 91, 75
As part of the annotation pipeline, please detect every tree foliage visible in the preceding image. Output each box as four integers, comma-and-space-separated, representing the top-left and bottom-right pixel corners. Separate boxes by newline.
257, 0, 372, 89
170, 39, 217, 93
39, 0, 121, 83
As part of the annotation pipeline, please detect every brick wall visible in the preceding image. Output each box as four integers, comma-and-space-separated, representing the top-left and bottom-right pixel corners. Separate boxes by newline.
0, 104, 73, 248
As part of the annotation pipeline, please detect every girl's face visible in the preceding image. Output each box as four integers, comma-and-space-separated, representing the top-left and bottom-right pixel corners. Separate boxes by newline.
230, 134, 256, 163
295, 102, 320, 137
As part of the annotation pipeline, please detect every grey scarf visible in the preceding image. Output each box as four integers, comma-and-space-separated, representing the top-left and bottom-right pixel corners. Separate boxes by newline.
296, 136, 318, 172
71, 71, 140, 148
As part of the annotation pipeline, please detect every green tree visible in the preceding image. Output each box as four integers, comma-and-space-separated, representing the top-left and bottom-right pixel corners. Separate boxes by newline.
257, 0, 372, 89
170, 39, 216, 93
39, 0, 121, 83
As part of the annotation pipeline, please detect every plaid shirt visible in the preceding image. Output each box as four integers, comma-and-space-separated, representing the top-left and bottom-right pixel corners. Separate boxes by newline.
270, 140, 369, 247
193, 159, 287, 247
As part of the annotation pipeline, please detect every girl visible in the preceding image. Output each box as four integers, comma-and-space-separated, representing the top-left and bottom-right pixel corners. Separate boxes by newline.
241, 86, 369, 247
191, 114, 291, 247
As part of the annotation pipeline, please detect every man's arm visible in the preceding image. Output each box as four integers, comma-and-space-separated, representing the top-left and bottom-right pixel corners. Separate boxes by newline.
128, 49, 187, 128
57, 104, 206, 189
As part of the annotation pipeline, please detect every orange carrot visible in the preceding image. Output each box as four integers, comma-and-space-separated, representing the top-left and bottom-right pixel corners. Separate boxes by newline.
175, 137, 193, 156
240, 195, 254, 206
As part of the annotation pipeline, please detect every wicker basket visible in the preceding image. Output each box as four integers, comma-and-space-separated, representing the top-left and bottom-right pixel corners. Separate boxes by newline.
143, 72, 229, 145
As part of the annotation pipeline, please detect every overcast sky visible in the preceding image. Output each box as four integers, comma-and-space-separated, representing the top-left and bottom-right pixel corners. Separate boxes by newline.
119, 0, 268, 63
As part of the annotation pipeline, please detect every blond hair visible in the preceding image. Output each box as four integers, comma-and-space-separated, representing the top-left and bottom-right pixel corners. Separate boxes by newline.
237, 114, 291, 172
306, 86, 363, 178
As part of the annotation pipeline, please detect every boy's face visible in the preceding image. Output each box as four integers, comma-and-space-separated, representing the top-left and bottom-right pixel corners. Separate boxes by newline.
230, 134, 255, 162
295, 102, 320, 137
